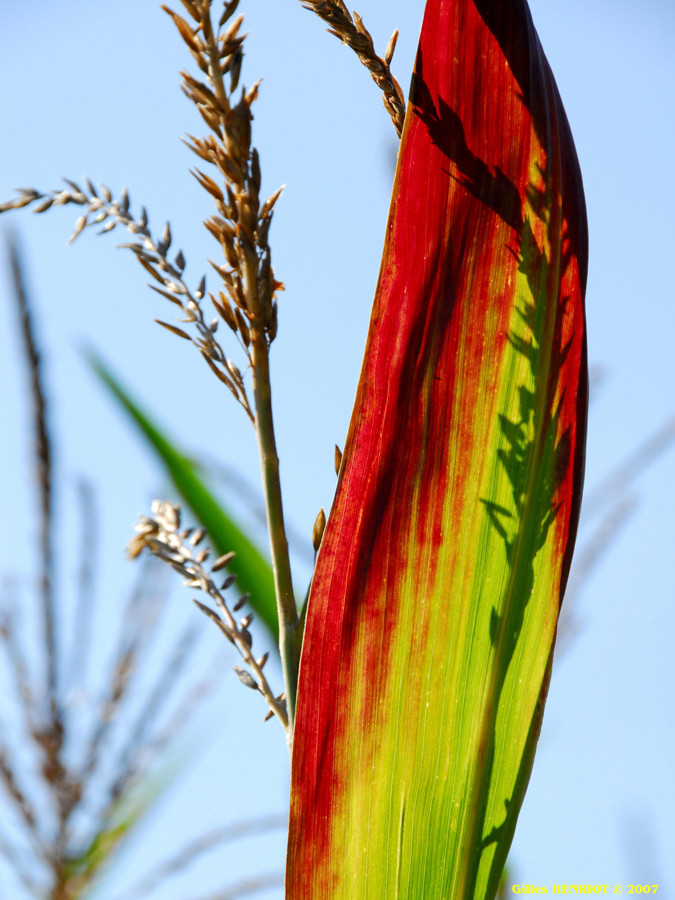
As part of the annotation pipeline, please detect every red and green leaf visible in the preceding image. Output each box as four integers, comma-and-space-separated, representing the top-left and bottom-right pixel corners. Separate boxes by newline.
287, 1, 587, 898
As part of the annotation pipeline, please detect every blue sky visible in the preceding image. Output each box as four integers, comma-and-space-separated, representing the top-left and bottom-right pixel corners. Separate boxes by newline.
1, 1, 674, 897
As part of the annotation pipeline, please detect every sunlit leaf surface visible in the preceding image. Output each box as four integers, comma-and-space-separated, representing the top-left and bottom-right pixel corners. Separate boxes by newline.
287, 0, 588, 896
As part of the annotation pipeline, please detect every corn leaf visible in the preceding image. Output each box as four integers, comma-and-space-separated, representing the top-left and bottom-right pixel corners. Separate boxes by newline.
87, 352, 279, 643
63, 757, 182, 899
287, 1, 588, 897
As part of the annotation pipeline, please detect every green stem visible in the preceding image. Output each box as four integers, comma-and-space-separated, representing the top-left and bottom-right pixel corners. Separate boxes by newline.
250, 334, 301, 737
202, 0, 301, 744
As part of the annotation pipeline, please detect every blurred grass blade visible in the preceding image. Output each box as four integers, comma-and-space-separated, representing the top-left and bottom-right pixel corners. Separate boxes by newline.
87, 352, 279, 643
63, 763, 174, 899
287, 1, 588, 898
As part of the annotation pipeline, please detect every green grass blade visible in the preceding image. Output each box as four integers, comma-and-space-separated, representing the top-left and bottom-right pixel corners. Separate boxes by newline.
87, 352, 279, 644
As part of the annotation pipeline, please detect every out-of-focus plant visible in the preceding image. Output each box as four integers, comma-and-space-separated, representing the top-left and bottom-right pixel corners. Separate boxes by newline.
0, 234, 285, 899
2, 1, 673, 897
